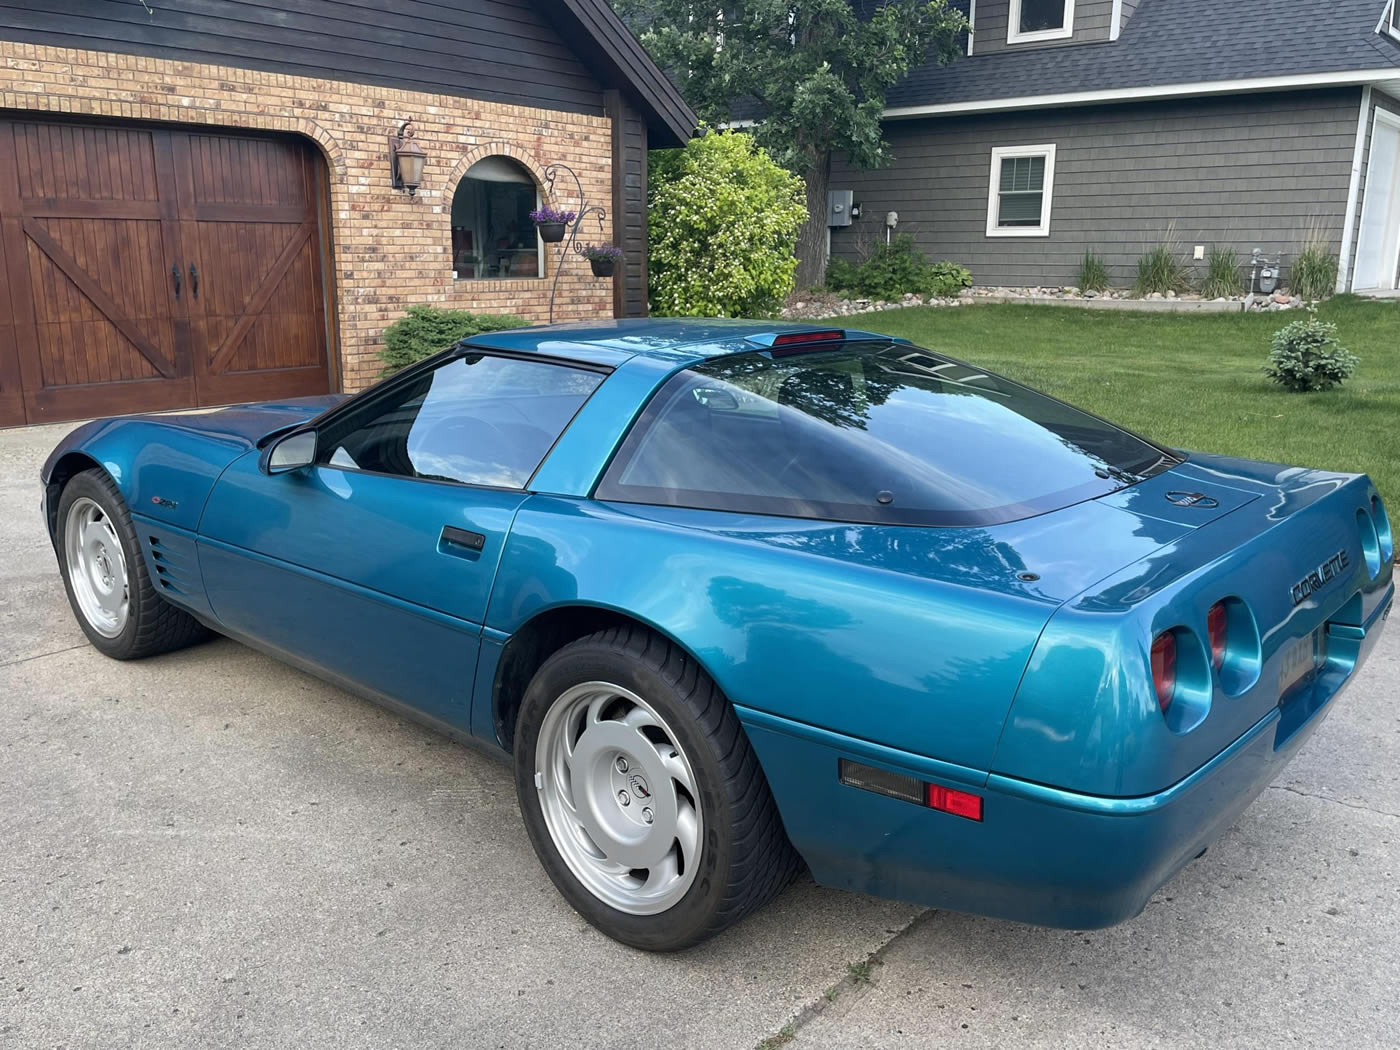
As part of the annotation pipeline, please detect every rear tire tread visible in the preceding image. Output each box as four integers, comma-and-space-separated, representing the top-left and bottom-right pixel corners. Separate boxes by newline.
520, 623, 804, 949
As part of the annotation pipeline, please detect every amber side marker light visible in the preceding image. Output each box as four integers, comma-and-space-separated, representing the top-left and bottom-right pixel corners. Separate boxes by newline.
838, 759, 984, 821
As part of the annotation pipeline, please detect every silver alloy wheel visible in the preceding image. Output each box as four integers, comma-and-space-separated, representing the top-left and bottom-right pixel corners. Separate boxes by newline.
535, 681, 703, 916
64, 496, 130, 639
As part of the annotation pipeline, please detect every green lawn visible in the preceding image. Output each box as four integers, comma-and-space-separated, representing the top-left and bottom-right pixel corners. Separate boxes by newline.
832, 296, 1400, 502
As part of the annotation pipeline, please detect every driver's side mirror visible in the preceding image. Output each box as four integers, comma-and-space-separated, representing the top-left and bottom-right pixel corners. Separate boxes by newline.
261, 429, 317, 475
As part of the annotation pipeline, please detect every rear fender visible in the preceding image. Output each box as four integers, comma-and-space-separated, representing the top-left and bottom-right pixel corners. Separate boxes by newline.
484, 495, 1058, 774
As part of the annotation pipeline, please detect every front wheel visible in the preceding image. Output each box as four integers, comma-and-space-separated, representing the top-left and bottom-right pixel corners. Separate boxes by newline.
56, 469, 209, 660
514, 626, 802, 951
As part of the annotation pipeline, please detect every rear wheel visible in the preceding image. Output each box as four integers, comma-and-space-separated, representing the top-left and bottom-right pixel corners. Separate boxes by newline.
56, 469, 209, 660
514, 625, 802, 951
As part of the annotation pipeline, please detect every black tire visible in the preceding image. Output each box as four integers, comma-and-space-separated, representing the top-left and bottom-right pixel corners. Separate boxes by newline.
56, 468, 210, 660
513, 625, 803, 951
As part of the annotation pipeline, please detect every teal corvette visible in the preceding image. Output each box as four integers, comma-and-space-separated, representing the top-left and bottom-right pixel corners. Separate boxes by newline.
42, 320, 1393, 950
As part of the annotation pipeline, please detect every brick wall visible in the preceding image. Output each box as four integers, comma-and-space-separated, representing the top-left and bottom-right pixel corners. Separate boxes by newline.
0, 41, 616, 392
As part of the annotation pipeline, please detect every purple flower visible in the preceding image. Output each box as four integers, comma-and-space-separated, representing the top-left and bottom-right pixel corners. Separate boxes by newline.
529, 206, 577, 225
580, 242, 624, 262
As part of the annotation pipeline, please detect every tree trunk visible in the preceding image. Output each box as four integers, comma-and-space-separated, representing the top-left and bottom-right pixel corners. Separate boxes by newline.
794, 150, 832, 291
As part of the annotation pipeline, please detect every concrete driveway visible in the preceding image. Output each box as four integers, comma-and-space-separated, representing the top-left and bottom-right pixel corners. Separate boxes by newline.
2, 421, 1396, 1050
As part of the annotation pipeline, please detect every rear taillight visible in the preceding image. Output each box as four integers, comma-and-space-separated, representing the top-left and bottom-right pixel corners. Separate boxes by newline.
1374, 496, 1394, 562
1151, 632, 1177, 713
1207, 601, 1228, 670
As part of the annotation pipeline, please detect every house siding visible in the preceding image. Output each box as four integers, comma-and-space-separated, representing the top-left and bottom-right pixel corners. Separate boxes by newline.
973, 0, 1115, 55
0, 0, 604, 116
606, 89, 649, 317
1347, 89, 1400, 289
0, 40, 617, 394
832, 88, 1362, 290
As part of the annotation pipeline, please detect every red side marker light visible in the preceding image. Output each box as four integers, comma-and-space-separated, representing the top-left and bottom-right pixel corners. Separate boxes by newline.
928, 784, 984, 822
1151, 631, 1177, 713
838, 759, 984, 821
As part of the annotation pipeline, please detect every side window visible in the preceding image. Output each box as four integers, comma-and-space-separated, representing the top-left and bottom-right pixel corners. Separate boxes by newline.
316, 353, 604, 488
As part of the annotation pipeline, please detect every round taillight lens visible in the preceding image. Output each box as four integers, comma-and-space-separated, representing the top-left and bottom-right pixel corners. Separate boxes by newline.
1207, 601, 1228, 671
1151, 632, 1177, 713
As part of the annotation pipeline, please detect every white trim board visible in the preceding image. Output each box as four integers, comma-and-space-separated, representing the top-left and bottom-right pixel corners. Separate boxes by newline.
1008, 0, 1074, 44
1110, 0, 1124, 41
986, 143, 1057, 237
884, 69, 1400, 119
1338, 85, 1373, 292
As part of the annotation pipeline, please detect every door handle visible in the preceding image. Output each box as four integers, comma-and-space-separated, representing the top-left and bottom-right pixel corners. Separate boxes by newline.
171, 264, 181, 299
189, 263, 199, 300
439, 525, 486, 556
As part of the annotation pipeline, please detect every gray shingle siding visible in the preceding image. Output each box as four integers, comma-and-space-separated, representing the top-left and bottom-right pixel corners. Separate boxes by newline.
831, 88, 1362, 289
974, 1, 1115, 56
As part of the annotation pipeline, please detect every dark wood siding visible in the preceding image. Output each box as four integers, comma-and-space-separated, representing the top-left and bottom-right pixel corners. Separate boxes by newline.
605, 89, 648, 317
0, 0, 604, 116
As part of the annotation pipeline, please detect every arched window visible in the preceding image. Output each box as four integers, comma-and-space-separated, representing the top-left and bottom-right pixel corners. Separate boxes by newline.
450, 156, 543, 280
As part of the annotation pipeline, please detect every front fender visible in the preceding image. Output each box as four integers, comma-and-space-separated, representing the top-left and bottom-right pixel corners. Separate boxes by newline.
41, 418, 251, 536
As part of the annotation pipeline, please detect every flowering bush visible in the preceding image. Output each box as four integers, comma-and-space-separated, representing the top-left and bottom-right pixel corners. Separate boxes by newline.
647, 131, 807, 317
529, 205, 577, 225
580, 243, 624, 262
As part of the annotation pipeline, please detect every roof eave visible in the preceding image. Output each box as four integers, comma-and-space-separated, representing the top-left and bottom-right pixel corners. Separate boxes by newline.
883, 68, 1400, 119
535, 0, 698, 146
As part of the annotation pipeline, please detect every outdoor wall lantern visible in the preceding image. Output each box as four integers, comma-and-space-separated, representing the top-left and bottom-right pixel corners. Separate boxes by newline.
389, 120, 428, 196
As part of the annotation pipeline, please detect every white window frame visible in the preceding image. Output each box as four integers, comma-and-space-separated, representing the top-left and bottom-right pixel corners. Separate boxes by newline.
1389, 0, 1400, 42
1008, 0, 1074, 44
986, 144, 1057, 238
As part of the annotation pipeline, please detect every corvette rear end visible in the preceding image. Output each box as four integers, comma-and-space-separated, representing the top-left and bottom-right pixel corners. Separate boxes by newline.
746, 453, 1393, 929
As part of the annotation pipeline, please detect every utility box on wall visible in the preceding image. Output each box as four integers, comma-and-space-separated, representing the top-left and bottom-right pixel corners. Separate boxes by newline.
828, 189, 854, 227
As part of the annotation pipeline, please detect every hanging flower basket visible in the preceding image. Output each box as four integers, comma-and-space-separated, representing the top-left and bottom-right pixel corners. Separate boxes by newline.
530, 206, 576, 243
581, 242, 623, 278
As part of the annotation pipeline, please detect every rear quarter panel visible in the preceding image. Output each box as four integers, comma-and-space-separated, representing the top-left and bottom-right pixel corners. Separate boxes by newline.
485, 496, 1065, 773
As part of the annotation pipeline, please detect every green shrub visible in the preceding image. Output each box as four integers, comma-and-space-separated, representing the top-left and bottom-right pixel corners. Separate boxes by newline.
929, 260, 974, 298
379, 305, 529, 375
1135, 231, 1193, 295
1200, 246, 1243, 299
1076, 250, 1110, 292
1290, 224, 1339, 301
648, 130, 807, 317
824, 255, 861, 296
1265, 315, 1358, 392
824, 235, 971, 300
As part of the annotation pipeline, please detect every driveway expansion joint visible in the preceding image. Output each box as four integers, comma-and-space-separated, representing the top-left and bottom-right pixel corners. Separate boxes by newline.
750, 908, 937, 1048
1268, 782, 1400, 821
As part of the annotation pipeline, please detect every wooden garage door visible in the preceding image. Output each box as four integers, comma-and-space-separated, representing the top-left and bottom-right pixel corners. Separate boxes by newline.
0, 119, 330, 426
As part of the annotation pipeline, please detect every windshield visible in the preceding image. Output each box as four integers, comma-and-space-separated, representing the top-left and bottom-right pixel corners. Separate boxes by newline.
595, 340, 1176, 527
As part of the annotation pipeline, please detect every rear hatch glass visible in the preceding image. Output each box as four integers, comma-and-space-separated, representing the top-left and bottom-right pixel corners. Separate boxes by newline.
597, 340, 1179, 527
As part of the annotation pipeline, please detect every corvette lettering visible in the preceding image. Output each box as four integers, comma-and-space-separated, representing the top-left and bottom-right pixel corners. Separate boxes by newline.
1290, 549, 1349, 606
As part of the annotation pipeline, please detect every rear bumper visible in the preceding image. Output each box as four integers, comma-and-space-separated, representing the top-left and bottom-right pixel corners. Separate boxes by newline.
739, 585, 1391, 929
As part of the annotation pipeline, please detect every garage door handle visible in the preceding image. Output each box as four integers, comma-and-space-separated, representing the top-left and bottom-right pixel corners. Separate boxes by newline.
189, 264, 199, 300
171, 264, 181, 299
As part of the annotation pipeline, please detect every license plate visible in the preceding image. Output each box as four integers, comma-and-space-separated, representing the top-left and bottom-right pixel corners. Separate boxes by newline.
1279, 629, 1325, 699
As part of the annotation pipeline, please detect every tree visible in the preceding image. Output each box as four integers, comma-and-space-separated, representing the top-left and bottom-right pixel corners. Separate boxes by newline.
648, 130, 808, 316
616, 0, 966, 288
